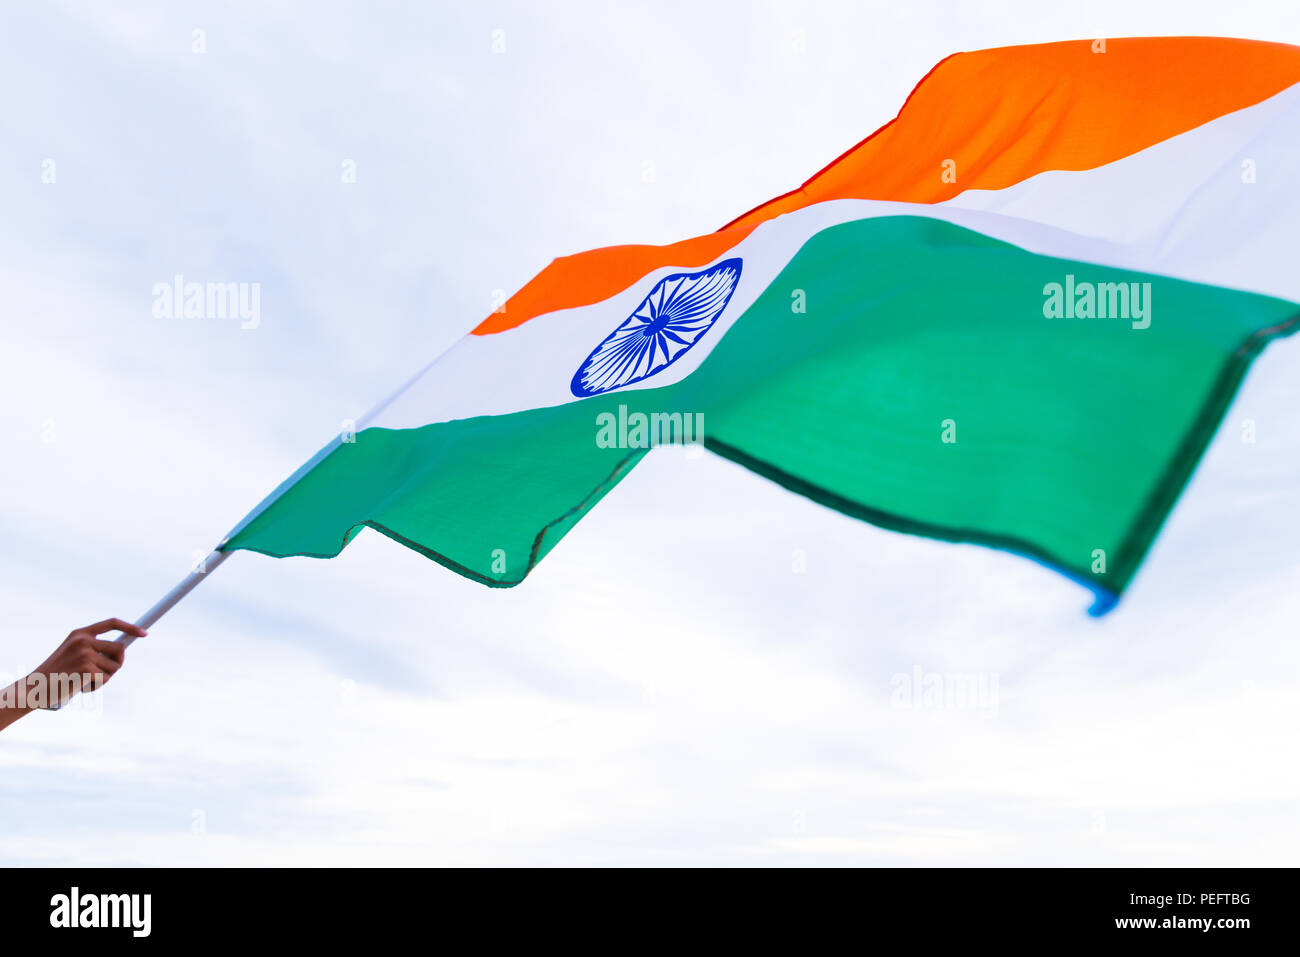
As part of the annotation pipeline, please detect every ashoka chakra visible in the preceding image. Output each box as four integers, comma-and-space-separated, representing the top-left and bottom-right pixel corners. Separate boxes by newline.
570, 258, 743, 397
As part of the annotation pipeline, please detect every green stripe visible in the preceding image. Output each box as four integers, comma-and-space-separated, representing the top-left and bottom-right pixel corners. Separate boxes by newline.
225, 216, 1300, 605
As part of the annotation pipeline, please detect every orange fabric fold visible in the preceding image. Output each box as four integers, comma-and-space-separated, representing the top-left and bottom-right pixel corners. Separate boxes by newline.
474, 36, 1300, 336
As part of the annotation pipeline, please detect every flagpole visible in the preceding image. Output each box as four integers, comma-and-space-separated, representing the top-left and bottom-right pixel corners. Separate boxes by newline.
110, 341, 461, 647
115, 550, 231, 647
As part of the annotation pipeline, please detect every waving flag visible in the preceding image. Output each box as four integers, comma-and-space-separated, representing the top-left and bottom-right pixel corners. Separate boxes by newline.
219, 37, 1300, 614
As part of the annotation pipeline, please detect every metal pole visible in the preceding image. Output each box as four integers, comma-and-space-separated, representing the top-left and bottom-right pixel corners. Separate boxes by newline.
115, 550, 231, 646
109, 343, 459, 646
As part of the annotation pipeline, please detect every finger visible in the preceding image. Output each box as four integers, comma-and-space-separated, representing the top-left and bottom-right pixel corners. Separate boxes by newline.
89, 652, 122, 680
90, 639, 126, 662
83, 618, 146, 638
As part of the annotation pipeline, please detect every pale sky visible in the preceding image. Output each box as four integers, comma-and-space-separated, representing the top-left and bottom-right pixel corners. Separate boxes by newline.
2, 0, 1298, 865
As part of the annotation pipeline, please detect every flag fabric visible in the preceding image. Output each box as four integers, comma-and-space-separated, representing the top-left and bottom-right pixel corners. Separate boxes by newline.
224, 37, 1300, 613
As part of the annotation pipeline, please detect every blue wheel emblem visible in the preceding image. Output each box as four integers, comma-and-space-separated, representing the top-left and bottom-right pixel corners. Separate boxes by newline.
571, 258, 743, 397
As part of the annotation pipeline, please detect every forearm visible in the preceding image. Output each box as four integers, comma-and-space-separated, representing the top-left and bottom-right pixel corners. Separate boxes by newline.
1, 618, 139, 736
0, 676, 36, 732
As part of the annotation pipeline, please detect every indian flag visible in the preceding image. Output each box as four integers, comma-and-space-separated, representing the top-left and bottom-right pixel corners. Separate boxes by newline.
222, 37, 1300, 614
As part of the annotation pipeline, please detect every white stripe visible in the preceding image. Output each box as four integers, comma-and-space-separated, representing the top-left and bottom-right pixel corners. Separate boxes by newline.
372, 81, 1300, 430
